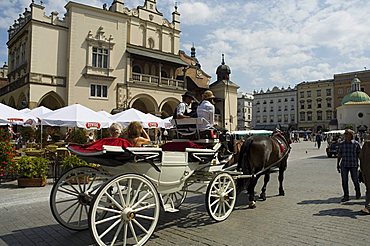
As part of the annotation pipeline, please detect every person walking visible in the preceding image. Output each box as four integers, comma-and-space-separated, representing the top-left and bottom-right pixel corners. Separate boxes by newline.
337, 129, 362, 202
359, 132, 370, 214
316, 132, 322, 149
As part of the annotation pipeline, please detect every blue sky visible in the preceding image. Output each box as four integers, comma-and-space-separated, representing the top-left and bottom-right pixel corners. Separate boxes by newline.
1, 0, 370, 93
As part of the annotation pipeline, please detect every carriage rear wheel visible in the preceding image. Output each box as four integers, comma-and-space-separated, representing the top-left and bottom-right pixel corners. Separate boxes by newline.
50, 166, 110, 231
89, 173, 160, 246
205, 172, 236, 222
161, 191, 187, 211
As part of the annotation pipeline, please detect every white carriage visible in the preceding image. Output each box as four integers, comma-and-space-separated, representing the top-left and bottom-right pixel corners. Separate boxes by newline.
49, 119, 242, 246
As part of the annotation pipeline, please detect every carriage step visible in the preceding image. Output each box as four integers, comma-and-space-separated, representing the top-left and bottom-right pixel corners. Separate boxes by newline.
163, 204, 179, 213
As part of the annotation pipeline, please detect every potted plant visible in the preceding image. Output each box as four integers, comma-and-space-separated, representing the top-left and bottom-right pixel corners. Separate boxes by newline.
61, 155, 98, 183
0, 128, 16, 181
11, 156, 49, 187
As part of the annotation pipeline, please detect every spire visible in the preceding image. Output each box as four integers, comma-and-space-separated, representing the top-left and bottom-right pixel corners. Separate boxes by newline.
221, 54, 225, 65
351, 74, 361, 92
191, 43, 196, 58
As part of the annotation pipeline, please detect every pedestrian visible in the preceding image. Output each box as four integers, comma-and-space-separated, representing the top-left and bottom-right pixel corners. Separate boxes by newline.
337, 129, 362, 202
316, 132, 322, 149
359, 132, 370, 214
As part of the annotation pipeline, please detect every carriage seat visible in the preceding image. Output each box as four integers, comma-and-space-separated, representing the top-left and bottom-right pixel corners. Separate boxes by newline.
185, 142, 222, 163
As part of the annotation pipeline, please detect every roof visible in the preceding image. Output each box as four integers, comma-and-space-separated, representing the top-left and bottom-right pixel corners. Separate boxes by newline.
210, 79, 239, 88
341, 91, 370, 105
126, 45, 187, 66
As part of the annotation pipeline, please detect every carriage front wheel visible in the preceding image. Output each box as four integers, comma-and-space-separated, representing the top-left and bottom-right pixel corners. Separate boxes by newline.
205, 172, 236, 222
89, 173, 160, 246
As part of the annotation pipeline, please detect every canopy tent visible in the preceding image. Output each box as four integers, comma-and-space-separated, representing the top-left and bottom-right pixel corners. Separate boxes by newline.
26, 106, 53, 119
97, 110, 112, 118
163, 116, 174, 129
110, 108, 164, 128
41, 104, 113, 129
0, 103, 37, 125
19, 108, 31, 113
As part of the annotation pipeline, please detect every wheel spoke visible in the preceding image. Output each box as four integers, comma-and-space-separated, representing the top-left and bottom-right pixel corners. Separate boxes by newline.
65, 179, 81, 194
134, 203, 156, 213
96, 214, 122, 225
132, 192, 152, 209
123, 222, 128, 246
116, 182, 126, 207
97, 206, 121, 214
67, 203, 80, 223
55, 197, 78, 204
126, 178, 132, 205
129, 220, 138, 243
57, 187, 79, 197
59, 200, 79, 216
135, 213, 155, 221
210, 198, 219, 207
99, 218, 121, 239
105, 190, 123, 210
212, 203, 219, 215
224, 180, 231, 192
77, 203, 83, 226
132, 218, 148, 234
224, 200, 231, 209
129, 182, 143, 206
86, 174, 97, 191
110, 221, 123, 246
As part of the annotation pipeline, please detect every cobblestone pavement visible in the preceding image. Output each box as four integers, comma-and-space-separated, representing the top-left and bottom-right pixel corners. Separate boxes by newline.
1, 140, 370, 246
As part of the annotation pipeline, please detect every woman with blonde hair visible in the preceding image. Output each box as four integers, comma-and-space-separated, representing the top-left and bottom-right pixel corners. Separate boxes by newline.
124, 121, 151, 147
109, 123, 123, 138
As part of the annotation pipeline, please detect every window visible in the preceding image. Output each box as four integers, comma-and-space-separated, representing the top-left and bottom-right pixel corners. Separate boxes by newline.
278, 106, 281, 111
317, 111, 322, 121
300, 92, 304, 98
307, 91, 311, 97
317, 99, 322, 108
148, 38, 155, 49
326, 98, 332, 108
257, 107, 260, 113
133, 65, 142, 73
263, 107, 266, 112
284, 105, 288, 111
278, 115, 282, 123
300, 101, 305, 109
263, 100, 267, 104
291, 115, 295, 122
291, 97, 295, 102
270, 106, 273, 112
326, 111, 332, 120
256, 101, 260, 105
92, 47, 109, 68
263, 116, 267, 123
307, 111, 312, 121
90, 84, 108, 98
326, 89, 331, 96
316, 89, 321, 97
338, 88, 343, 95
300, 112, 305, 121
284, 114, 288, 122
307, 100, 312, 109
284, 98, 288, 102
270, 99, 274, 104
291, 105, 294, 110
278, 99, 281, 103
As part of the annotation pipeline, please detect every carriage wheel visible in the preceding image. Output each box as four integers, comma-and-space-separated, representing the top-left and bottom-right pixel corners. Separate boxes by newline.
161, 191, 187, 210
50, 166, 109, 231
89, 173, 160, 246
205, 172, 236, 222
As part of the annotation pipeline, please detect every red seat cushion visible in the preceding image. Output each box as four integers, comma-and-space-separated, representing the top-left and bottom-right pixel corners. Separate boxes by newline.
162, 141, 203, 152
83, 138, 133, 151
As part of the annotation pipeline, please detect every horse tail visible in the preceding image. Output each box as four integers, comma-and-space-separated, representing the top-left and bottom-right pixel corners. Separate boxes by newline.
237, 137, 253, 174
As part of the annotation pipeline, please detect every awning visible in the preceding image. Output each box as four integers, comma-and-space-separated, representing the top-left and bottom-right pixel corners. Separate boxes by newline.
126, 46, 187, 66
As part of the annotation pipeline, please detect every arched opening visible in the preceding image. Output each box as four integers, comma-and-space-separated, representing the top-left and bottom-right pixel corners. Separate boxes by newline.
8, 96, 16, 108
17, 92, 27, 109
130, 95, 156, 114
38, 92, 65, 110
161, 70, 168, 78
133, 65, 142, 73
160, 99, 178, 118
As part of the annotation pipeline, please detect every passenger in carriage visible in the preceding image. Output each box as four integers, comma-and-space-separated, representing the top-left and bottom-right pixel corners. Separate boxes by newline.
174, 91, 196, 119
197, 90, 216, 131
123, 121, 151, 147
109, 123, 123, 138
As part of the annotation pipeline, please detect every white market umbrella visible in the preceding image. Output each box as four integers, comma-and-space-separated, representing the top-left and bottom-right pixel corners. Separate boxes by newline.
0, 103, 37, 125
27, 106, 53, 118
41, 104, 113, 129
163, 116, 174, 129
97, 110, 112, 117
111, 108, 163, 128
146, 113, 165, 128
20, 108, 31, 113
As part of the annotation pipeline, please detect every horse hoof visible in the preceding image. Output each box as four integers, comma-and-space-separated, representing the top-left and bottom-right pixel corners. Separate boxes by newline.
248, 201, 256, 209
279, 191, 285, 196
259, 194, 266, 201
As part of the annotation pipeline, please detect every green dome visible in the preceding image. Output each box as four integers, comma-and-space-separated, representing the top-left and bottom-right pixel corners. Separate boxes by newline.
341, 91, 370, 105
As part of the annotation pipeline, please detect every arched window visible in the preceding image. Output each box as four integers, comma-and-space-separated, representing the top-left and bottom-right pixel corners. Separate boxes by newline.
148, 38, 155, 49
133, 65, 141, 73
161, 70, 168, 78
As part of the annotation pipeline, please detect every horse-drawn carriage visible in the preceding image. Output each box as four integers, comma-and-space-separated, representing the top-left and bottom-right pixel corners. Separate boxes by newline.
49, 118, 291, 245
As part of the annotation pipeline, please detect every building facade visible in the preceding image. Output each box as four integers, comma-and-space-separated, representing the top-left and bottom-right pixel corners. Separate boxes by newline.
296, 79, 334, 131
237, 91, 253, 130
0, 64, 8, 89
252, 86, 297, 130
0, 0, 211, 118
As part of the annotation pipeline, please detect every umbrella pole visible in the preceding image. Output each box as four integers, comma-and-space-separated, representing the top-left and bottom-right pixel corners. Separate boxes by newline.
40, 124, 43, 149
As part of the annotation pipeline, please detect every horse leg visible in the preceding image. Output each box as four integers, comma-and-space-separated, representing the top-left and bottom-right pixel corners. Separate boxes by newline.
247, 177, 258, 208
259, 172, 270, 201
278, 167, 285, 196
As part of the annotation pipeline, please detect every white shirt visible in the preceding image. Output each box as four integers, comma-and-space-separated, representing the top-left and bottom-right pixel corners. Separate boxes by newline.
175, 102, 191, 118
197, 100, 215, 130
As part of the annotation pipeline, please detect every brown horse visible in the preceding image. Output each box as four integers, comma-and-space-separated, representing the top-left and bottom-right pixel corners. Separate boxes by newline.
236, 130, 291, 208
